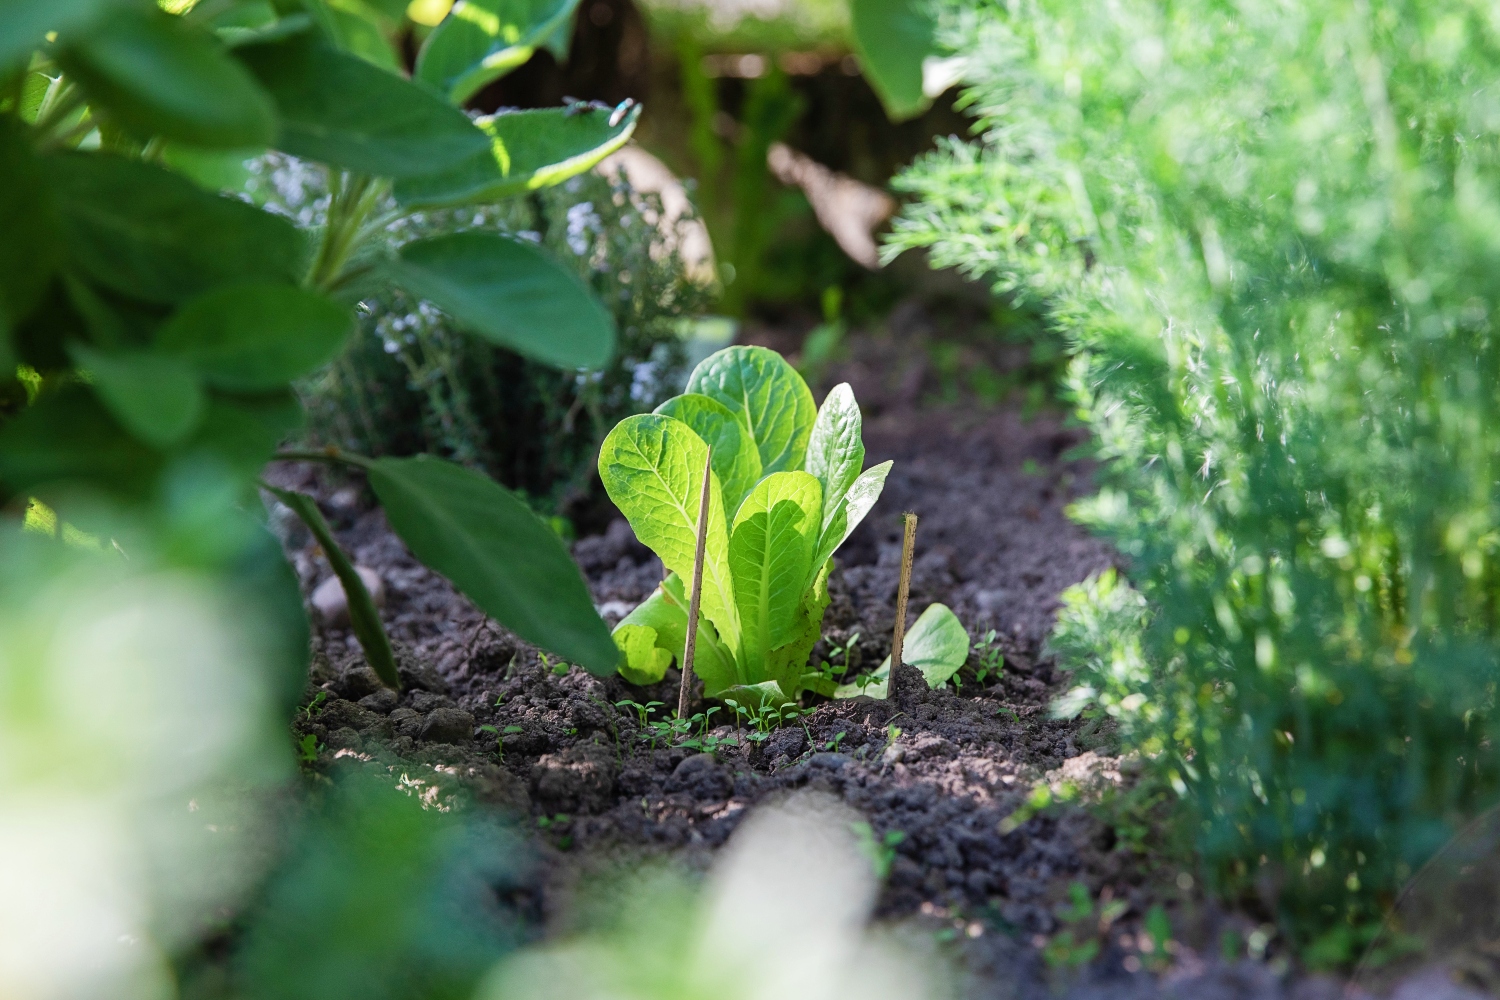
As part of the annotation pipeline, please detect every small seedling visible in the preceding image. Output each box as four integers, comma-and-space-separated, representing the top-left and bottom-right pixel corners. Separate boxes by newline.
885, 723, 903, 748
811, 631, 862, 688
616, 699, 665, 729
850, 821, 906, 879
975, 629, 1005, 685
1042, 882, 1130, 970
538, 652, 570, 677
824, 730, 848, 752
476, 725, 505, 760
296, 733, 321, 764
302, 690, 329, 719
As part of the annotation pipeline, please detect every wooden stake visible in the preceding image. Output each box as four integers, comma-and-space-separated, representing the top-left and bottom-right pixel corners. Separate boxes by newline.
680, 446, 713, 720
890, 512, 919, 693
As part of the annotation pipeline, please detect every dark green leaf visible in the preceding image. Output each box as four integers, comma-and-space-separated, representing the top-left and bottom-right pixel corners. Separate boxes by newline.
154, 283, 352, 391
389, 232, 615, 370
0, 0, 112, 71
415, 0, 581, 105
235, 31, 492, 178
849, 0, 935, 122
304, 0, 401, 70
69, 342, 205, 447
59, 6, 276, 149
392, 103, 640, 208
0, 386, 162, 502
366, 454, 617, 674
185, 391, 305, 479
267, 485, 399, 689
0, 118, 61, 333
49, 151, 307, 304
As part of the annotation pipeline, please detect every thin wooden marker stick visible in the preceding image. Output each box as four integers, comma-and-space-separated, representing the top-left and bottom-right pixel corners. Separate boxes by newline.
890, 512, 919, 695
679, 445, 713, 720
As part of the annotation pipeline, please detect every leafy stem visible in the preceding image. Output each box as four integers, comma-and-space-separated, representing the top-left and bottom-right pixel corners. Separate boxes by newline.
306, 171, 387, 292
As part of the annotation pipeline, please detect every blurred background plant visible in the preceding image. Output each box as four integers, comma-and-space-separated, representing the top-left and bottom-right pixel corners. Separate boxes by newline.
891, 0, 1500, 960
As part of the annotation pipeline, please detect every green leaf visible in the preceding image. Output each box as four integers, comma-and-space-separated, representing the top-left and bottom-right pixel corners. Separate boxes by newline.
805, 382, 865, 532
49, 151, 307, 304
597, 413, 741, 655
186, 391, 305, 479
0, 0, 112, 72
415, 0, 581, 104
0, 119, 61, 333
849, 0, 936, 122
835, 602, 970, 699
235, 31, 492, 178
0, 386, 162, 503
654, 392, 762, 519
154, 283, 352, 391
765, 557, 831, 700
59, 6, 277, 149
686, 345, 816, 476
389, 231, 615, 370
365, 455, 617, 673
614, 622, 675, 685
655, 572, 738, 693
304, 0, 401, 70
392, 103, 640, 208
729, 471, 821, 671
810, 460, 891, 587
267, 485, 400, 689
68, 342, 205, 448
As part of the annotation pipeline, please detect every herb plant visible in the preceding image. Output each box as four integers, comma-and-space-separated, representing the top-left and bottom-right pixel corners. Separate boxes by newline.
600, 345, 893, 706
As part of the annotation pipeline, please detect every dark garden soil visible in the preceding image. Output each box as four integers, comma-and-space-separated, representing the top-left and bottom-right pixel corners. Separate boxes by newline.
267, 304, 1475, 1000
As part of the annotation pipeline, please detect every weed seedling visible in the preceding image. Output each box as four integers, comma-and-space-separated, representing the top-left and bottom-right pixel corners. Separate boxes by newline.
476, 725, 505, 761
824, 730, 848, 752
850, 821, 906, 879
616, 699, 664, 729
302, 690, 329, 719
296, 733, 321, 764
975, 629, 1005, 685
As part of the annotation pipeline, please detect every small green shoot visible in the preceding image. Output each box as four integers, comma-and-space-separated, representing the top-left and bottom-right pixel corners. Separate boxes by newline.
850, 821, 906, 879
303, 690, 329, 719
296, 733, 321, 764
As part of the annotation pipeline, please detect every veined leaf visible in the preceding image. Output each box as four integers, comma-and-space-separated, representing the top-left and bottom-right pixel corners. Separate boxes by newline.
68, 342, 205, 448
267, 486, 400, 689
614, 622, 674, 685
415, 0, 582, 105
810, 460, 891, 588
834, 602, 970, 699
613, 576, 736, 691
390, 232, 615, 370
765, 557, 831, 701
0, 118, 60, 333
366, 455, 618, 673
805, 382, 865, 533
849, 0, 936, 122
59, 5, 277, 149
154, 283, 352, 391
687, 345, 816, 476
235, 31, 491, 179
49, 151, 307, 304
655, 392, 762, 519
659, 572, 738, 694
392, 104, 640, 208
0, 0, 112, 72
598, 414, 741, 654
729, 471, 821, 671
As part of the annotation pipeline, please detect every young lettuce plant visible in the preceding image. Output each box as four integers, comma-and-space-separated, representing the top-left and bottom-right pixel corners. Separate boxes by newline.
600, 346, 891, 707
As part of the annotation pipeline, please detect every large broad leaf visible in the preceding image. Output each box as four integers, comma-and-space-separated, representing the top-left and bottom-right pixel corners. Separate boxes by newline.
766, 557, 831, 700
186, 392, 305, 480
613, 575, 736, 691
835, 602, 970, 699
49, 151, 307, 304
687, 345, 817, 476
304, 0, 401, 70
59, 6, 276, 149
415, 0, 581, 105
392, 104, 640, 208
809, 460, 891, 589
654, 392, 762, 519
728, 471, 821, 672
154, 283, 352, 390
804, 382, 865, 533
0, 119, 60, 333
0, 0, 112, 71
267, 485, 400, 690
365, 455, 617, 673
598, 413, 741, 654
0, 387, 162, 503
849, 0, 936, 122
235, 32, 491, 179
68, 342, 205, 448
389, 232, 614, 370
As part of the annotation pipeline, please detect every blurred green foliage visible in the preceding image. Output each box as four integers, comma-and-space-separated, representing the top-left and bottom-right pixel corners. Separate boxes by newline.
894, 0, 1500, 955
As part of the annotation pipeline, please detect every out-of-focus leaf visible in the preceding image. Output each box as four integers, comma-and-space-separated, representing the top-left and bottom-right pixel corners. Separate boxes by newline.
154, 283, 352, 391
687, 345, 816, 475
389, 232, 615, 370
415, 0, 581, 104
392, 103, 639, 208
0, 0, 112, 72
0, 386, 163, 502
68, 342, 205, 448
48, 151, 307, 303
0, 118, 60, 333
267, 486, 399, 689
366, 455, 618, 674
235, 32, 492, 178
835, 602, 970, 698
304, 0, 401, 70
849, 0, 936, 122
59, 5, 277, 149
186, 392, 306, 479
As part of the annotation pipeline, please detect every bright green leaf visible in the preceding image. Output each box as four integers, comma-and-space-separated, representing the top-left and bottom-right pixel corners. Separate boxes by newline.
654, 392, 762, 519
390, 231, 615, 370
154, 283, 351, 391
687, 345, 816, 476
849, 0, 936, 122
365, 455, 617, 673
60, 5, 276, 150
235, 31, 491, 178
0, 118, 60, 333
765, 557, 831, 700
614, 622, 675, 686
69, 342, 205, 448
49, 151, 307, 303
810, 459, 891, 587
304, 0, 401, 70
835, 602, 970, 698
415, 0, 581, 104
805, 382, 865, 532
729, 471, 821, 670
598, 413, 741, 655
392, 103, 640, 208
267, 485, 400, 689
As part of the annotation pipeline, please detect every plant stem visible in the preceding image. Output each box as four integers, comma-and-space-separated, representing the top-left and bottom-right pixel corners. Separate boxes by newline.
679, 445, 712, 719
890, 512, 918, 697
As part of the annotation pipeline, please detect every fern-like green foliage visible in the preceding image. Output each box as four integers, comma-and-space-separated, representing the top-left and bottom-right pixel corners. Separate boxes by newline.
895, 0, 1500, 949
